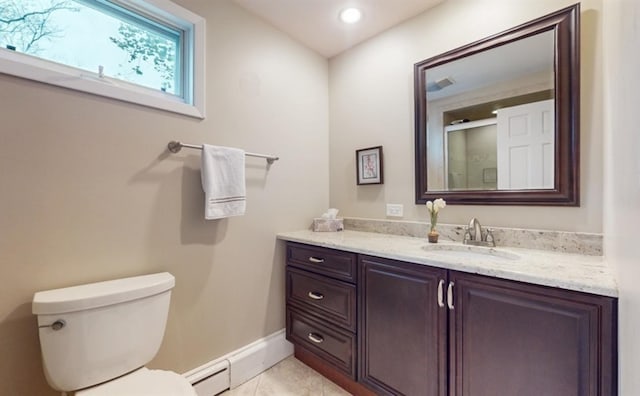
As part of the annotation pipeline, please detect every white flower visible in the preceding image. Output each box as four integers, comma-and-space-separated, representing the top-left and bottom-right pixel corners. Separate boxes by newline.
427, 198, 446, 233
427, 199, 446, 214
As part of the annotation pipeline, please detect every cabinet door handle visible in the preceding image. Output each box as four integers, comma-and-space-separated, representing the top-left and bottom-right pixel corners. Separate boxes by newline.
437, 279, 445, 308
307, 332, 324, 344
308, 291, 324, 300
447, 281, 455, 310
308, 256, 325, 263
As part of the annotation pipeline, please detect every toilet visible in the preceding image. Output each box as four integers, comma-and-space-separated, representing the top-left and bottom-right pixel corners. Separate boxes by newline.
32, 272, 197, 395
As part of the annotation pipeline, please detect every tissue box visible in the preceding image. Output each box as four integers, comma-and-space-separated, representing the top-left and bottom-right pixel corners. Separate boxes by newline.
312, 218, 344, 232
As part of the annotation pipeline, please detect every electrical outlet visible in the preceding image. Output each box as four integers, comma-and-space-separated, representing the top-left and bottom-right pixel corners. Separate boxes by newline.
386, 204, 403, 217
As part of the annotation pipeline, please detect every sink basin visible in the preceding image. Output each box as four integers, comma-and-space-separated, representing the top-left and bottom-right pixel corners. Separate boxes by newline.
422, 244, 520, 261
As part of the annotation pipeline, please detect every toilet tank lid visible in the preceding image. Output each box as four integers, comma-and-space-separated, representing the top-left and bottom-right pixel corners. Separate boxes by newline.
32, 272, 175, 315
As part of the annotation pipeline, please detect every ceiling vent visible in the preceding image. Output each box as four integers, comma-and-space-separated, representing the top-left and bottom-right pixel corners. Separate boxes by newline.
426, 77, 454, 92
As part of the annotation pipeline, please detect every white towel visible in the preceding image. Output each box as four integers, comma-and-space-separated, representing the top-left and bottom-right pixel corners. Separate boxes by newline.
200, 144, 246, 219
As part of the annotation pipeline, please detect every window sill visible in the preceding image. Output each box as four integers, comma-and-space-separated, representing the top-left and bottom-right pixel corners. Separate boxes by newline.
0, 49, 205, 119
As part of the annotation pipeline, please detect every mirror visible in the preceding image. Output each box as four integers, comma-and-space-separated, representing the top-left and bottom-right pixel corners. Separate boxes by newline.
415, 4, 579, 205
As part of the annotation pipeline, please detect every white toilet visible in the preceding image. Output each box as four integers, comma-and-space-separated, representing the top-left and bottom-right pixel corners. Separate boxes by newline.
32, 272, 197, 395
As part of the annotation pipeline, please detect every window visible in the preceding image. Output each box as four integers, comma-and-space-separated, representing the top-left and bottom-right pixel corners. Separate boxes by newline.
0, 0, 205, 118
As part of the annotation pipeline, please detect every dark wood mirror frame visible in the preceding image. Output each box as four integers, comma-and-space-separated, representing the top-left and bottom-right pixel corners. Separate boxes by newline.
414, 4, 579, 206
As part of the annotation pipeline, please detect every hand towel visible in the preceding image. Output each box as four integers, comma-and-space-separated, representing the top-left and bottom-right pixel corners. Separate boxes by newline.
201, 144, 246, 219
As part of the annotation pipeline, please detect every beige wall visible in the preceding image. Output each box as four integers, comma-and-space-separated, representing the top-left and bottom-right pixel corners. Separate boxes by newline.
4, 0, 633, 394
0, 1, 329, 394
603, 0, 640, 394
329, 0, 604, 232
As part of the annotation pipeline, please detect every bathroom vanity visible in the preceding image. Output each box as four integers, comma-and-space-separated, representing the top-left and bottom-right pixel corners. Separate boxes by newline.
279, 230, 617, 396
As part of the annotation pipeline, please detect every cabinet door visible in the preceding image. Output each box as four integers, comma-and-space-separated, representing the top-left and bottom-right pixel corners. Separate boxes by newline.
359, 255, 448, 396
450, 271, 616, 396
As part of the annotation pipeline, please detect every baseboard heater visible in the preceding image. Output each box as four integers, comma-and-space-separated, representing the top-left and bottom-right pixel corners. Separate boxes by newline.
189, 360, 230, 396
183, 329, 294, 395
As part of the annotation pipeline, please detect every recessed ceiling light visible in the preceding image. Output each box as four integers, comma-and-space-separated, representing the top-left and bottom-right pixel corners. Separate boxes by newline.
340, 7, 362, 24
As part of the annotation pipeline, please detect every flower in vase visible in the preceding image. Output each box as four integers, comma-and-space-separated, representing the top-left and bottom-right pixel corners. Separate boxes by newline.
426, 198, 446, 233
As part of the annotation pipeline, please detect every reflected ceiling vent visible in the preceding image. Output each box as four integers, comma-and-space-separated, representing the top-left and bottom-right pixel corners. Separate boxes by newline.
427, 77, 454, 92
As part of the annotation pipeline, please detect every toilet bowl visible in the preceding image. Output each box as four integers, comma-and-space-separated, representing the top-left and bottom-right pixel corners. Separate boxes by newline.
32, 272, 196, 395
76, 367, 195, 395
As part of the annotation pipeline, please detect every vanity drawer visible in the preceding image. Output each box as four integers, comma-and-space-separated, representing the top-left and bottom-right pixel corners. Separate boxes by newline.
287, 243, 357, 282
287, 267, 356, 332
286, 308, 356, 379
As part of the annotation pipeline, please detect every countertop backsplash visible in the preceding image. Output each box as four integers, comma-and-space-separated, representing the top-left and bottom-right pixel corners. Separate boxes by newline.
342, 217, 603, 256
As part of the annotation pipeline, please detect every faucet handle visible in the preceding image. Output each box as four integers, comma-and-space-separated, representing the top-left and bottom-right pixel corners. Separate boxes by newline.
485, 228, 496, 246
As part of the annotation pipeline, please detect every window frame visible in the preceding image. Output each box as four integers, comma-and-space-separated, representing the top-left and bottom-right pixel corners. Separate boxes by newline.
0, 0, 206, 119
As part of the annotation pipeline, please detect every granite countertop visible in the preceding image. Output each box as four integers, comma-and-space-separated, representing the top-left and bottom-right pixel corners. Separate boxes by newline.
277, 230, 617, 297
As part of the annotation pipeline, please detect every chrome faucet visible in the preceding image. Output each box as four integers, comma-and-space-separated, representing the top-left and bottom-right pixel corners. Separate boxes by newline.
463, 218, 496, 247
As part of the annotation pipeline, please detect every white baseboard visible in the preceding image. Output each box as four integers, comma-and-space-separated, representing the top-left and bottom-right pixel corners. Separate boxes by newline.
183, 329, 293, 395
226, 329, 294, 388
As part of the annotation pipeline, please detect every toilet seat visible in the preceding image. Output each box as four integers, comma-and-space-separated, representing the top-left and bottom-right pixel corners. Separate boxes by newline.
76, 367, 197, 396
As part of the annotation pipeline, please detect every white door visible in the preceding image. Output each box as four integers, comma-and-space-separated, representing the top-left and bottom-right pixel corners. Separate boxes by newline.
496, 99, 554, 189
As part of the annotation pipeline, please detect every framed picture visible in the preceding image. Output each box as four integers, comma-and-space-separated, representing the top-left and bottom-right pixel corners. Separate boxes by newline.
356, 146, 383, 185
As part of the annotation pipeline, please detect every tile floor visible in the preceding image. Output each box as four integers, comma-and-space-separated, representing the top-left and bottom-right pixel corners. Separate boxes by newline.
221, 356, 351, 396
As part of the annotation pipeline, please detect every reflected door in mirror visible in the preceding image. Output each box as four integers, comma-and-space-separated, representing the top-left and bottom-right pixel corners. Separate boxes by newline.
496, 99, 554, 189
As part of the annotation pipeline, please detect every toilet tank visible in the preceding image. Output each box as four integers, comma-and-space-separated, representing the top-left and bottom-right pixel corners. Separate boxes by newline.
32, 272, 175, 392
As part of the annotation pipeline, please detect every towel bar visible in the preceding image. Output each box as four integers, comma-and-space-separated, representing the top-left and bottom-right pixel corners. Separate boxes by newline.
167, 141, 279, 164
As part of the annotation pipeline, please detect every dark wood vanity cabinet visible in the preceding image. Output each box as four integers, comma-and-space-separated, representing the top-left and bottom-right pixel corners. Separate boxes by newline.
285, 243, 359, 379
285, 243, 617, 396
359, 255, 617, 396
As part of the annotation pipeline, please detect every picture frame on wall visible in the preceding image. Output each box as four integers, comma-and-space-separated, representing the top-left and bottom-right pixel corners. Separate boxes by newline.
356, 146, 384, 185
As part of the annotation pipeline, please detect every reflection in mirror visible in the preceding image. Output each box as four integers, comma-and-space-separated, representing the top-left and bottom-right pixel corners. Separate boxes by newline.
427, 31, 555, 192
414, 4, 579, 205
446, 119, 498, 190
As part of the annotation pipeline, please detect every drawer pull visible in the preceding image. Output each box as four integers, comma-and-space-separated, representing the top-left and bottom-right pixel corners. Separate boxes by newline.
308, 256, 325, 263
307, 332, 324, 344
308, 291, 325, 300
